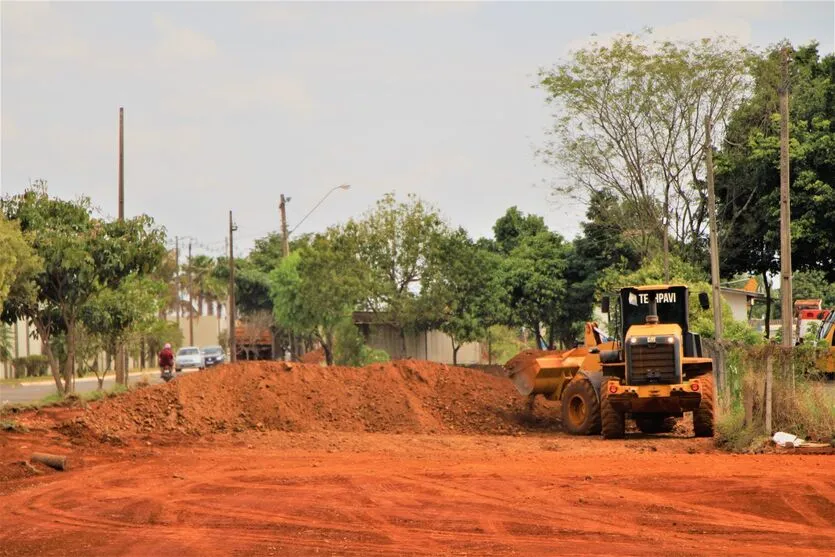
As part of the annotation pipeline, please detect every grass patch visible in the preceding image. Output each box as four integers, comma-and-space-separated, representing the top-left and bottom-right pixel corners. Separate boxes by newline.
2, 384, 136, 413
1, 419, 29, 433
716, 344, 835, 452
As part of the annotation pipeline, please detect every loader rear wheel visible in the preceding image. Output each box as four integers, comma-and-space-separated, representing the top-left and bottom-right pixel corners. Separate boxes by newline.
600, 376, 625, 439
693, 373, 715, 438
635, 415, 677, 434
560, 377, 601, 435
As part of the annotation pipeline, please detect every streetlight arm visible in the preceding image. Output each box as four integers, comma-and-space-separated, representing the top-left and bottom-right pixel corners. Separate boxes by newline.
289, 184, 350, 235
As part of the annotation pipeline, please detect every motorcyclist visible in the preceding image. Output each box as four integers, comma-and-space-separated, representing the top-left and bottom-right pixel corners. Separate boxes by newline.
158, 343, 175, 374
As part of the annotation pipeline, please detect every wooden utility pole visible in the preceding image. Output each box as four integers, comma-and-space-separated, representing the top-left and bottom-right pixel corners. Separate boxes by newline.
779, 47, 793, 349
279, 194, 290, 257
175, 236, 181, 326
705, 116, 724, 390
228, 211, 237, 362
188, 241, 194, 346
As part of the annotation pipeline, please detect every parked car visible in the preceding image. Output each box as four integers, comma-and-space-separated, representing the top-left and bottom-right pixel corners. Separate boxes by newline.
175, 346, 204, 372
201, 345, 226, 368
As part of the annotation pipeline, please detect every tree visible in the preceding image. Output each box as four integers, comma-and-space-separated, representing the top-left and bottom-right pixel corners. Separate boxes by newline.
347, 193, 449, 356
501, 230, 571, 349
426, 228, 505, 364
538, 32, 750, 266
271, 231, 365, 365
81, 276, 167, 388
492, 206, 547, 255
792, 270, 835, 308
2, 186, 165, 393
551, 191, 644, 346
716, 43, 835, 334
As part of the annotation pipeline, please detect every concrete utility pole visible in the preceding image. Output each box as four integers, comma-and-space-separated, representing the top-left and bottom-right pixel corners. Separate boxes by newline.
188, 241, 194, 346
229, 211, 237, 362
279, 194, 290, 257
175, 236, 181, 326
779, 47, 793, 348
118, 107, 124, 221
705, 116, 724, 389
117, 107, 125, 384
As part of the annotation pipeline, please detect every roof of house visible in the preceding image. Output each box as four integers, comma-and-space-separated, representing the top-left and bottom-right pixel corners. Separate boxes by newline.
719, 286, 766, 300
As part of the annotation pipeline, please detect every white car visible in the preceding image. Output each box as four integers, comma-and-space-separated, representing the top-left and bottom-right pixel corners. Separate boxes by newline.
175, 346, 204, 372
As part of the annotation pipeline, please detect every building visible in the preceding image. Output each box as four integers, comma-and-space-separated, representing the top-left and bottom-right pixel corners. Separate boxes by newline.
352, 312, 485, 364
719, 286, 765, 322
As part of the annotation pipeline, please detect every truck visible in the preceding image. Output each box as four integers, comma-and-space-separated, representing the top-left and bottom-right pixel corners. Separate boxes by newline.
505, 284, 715, 439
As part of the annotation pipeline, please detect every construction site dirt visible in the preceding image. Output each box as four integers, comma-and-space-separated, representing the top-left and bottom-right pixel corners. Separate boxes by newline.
1, 361, 833, 556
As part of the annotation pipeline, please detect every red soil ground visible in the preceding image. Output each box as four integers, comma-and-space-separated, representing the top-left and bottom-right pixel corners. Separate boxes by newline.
1, 361, 833, 556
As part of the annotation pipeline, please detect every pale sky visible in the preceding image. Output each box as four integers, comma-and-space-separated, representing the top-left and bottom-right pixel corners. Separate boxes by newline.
2, 1, 833, 258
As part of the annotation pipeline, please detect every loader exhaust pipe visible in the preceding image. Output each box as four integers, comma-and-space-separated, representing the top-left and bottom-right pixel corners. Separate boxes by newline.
646, 293, 659, 325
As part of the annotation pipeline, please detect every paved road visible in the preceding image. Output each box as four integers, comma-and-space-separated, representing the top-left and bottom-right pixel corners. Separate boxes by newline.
0, 368, 202, 406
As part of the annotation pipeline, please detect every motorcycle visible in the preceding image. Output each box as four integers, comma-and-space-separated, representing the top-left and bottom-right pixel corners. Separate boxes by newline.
160, 364, 175, 382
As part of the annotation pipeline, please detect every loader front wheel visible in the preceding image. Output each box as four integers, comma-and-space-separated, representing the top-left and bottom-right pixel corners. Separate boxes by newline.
693, 373, 715, 438
560, 377, 601, 435
600, 376, 625, 439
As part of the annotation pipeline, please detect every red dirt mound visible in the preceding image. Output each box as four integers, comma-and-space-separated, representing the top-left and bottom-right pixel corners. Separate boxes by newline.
72, 361, 538, 439
299, 348, 325, 364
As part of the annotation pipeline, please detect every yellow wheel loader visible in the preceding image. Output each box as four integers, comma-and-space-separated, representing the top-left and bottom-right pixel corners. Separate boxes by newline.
504, 284, 715, 439
598, 285, 715, 439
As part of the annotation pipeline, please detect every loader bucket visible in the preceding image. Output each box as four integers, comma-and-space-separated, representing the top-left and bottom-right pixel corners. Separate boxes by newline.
505, 348, 586, 397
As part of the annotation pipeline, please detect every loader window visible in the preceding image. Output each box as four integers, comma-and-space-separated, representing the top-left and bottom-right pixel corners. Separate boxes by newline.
619, 287, 690, 336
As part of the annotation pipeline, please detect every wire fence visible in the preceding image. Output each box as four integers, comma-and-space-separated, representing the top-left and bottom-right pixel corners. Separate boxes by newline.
704, 339, 835, 446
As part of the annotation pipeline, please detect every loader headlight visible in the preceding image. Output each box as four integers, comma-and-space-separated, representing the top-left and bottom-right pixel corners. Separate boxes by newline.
666, 336, 675, 344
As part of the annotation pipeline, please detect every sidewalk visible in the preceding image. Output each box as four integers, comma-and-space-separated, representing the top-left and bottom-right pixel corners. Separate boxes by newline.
10, 369, 158, 387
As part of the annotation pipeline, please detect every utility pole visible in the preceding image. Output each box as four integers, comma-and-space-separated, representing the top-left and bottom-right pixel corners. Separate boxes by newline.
279, 194, 290, 257
188, 241, 194, 346
175, 236, 181, 326
705, 116, 724, 390
779, 47, 793, 349
229, 211, 237, 362
118, 107, 124, 221
117, 107, 125, 384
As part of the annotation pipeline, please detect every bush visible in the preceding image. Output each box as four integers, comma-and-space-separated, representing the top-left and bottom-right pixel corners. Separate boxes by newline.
11, 355, 49, 378
27, 355, 49, 376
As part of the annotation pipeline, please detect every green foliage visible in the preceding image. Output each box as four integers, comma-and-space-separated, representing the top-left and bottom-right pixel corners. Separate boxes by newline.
485, 325, 532, 365
716, 43, 835, 283
271, 231, 364, 365
11, 355, 49, 378
424, 228, 505, 362
792, 270, 835, 308
0, 324, 12, 363
332, 315, 390, 366
717, 343, 835, 452
0, 217, 41, 309
1, 184, 167, 392
492, 207, 547, 255
347, 192, 449, 354
538, 32, 750, 265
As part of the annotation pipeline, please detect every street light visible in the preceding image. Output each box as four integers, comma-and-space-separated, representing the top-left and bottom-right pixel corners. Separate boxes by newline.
289, 184, 351, 235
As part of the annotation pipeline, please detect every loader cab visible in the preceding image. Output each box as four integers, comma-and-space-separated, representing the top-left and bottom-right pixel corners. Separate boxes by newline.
601, 285, 708, 358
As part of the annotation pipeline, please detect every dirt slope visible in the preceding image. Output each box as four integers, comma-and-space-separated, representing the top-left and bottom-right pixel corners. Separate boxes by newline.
72, 360, 538, 439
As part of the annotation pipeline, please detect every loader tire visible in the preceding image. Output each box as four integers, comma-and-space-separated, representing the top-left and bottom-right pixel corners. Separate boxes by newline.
560, 377, 601, 435
693, 373, 715, 438
600, 376, 625, 439
635, 416, 677, 434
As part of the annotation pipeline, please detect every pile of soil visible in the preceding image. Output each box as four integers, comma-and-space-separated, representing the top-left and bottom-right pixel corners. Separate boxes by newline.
72, 360, 542, 440
298, 348, 325, 364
